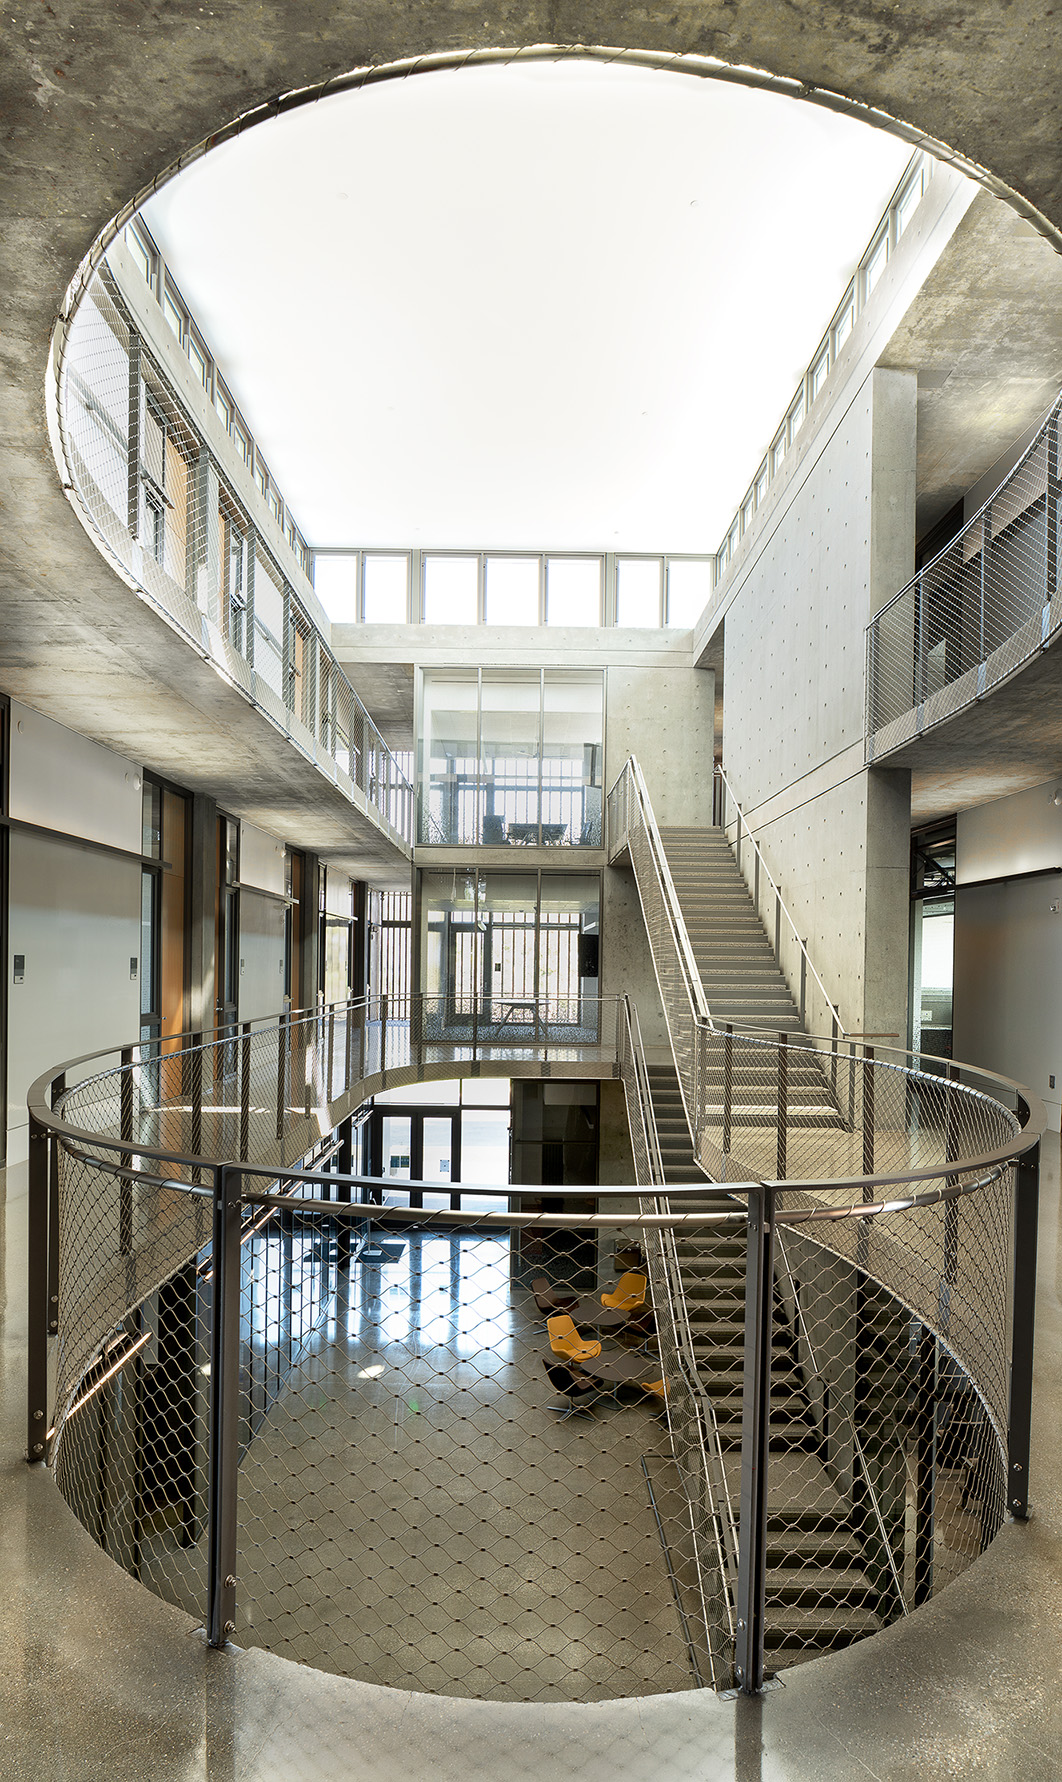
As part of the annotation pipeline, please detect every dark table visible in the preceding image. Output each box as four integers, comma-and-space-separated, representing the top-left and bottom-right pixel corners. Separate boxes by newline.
578, 1351, 664, 1390
567, 1299, 629, 1334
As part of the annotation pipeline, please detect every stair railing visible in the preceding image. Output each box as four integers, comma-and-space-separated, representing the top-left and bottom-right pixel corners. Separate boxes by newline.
607, 756, 713, 1150
776, 1231, 909, 1622
619, 995, 739, 1685
713, 762, 847, 1050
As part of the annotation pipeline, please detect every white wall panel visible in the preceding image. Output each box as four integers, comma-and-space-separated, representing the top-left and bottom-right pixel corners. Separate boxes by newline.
239, 821, 286, 896
9, 700, 141, 853
8, 832, 140, 1158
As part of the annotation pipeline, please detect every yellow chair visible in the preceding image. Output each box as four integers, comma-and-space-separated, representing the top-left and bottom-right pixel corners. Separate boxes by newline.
601, 1271, 647, 1313
547, 1314, 602, 1365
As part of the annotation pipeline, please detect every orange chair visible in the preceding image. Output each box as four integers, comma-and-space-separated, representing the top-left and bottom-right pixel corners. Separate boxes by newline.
601, 1271, 647, 1313
547, 1314, 602, 1365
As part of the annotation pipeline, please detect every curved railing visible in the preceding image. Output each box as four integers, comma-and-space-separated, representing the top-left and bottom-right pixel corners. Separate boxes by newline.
26, 993, 1043, 1698
867, 388, 1061, 760
50, 248, 416, 849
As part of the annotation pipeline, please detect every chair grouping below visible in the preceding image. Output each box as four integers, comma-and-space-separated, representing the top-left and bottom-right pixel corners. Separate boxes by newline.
534, 1264, 665, 1418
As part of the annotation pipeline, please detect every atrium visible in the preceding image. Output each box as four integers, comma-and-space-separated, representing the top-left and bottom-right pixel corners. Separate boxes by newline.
2, 7, 1062, 1780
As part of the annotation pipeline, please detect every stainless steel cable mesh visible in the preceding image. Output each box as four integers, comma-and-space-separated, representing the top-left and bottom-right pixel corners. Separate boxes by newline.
867, 394, 1061, 757
42, 984, 1031, 1698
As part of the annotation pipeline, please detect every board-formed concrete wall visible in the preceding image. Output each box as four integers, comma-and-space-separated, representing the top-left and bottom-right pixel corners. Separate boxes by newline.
719, 368, 915, 1040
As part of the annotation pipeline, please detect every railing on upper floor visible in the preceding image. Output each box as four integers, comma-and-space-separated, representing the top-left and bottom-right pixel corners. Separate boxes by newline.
866, 389, 1062, 760
51, 256, 416, 850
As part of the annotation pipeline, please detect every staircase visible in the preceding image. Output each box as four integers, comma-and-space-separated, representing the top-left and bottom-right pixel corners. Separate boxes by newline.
659, 826, 805, 1034
645, 1062, 885, 1670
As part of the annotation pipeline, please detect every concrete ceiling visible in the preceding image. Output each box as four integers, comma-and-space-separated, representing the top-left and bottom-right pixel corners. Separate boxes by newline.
880, 640, 1062, 826
3, 3, 1062, 877
880, 189, 1062, 541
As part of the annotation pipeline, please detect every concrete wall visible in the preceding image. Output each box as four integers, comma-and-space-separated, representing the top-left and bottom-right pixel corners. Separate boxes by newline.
7, 704, 143, 1160
717, 369, 916, 1040
601, 664, 715, 1048
603, 664, 716, 828
954, 779, 1062, 1127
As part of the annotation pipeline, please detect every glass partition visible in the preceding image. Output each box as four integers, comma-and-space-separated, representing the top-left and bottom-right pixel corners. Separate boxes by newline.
481, 672, 540, 844
542, 672, 602, 845
420, 669, 603, 846
421, 673, 479, 844
420, 868, 600, 1041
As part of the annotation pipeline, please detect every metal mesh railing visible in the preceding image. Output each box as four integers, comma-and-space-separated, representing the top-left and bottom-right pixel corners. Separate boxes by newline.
604, 756, 1041, 1686
618, 997, 740, 1686
29, 988, 1042, 1700
53, 262, 415, 849
867, 392, 1061, 758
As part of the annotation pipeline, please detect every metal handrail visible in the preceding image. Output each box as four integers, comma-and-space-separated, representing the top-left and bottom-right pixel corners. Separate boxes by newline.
865, 386, 1061, 753
713, 762, 847, 1042
869, 387, 1060, 629
611, 756, 712, 1025
776, 1230, 909, 1617
29, 989, 1044, 1696
619, 995, 739, 1680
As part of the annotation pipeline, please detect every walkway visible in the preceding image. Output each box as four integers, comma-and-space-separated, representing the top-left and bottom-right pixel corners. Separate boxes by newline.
2, 1141, 1060, 1779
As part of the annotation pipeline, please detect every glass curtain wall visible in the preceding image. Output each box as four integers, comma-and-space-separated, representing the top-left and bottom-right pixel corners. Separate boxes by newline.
420, 669, 603, 846
420, 869, 599, 1041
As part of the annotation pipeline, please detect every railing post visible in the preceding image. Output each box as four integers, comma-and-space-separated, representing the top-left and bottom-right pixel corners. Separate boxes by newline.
980, 504, 990, 666
723, 1023, 733, 1158
327, 1002, 335, 1104
239, 1022, 251, 1162
276, 1012, 288, 1152
1008, 1135, 1040, 1521
380, 992, 389, 1076
26, 1109, 51, 1462
862, 1047, 876, 1177
753, 848, 760, 915
917, 570, 927, 707
207, 1163, 242, 1648
120, 1045, 134, 1254
48, 1070, 65, 1334
799, 948, 807, 1028
337, 1114, 354, 1267
1047, 407, 1059, 618
776, 1033, 788, 1180
735, 1183, 775, 1693
190, 1033, 204, 1169
914, 1325, 937, 1606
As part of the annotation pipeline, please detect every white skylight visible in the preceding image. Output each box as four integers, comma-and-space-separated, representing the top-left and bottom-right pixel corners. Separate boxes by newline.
141, 59, 911, 564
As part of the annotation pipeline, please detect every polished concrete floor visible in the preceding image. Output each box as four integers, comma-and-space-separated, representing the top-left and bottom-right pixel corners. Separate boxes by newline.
3, 1145, 1062, 1779
135, 1231, 692, 1700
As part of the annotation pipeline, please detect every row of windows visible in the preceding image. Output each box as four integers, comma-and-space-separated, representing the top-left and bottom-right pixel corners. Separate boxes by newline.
313, 549, 714, 629
123, 219, 312, 580
714, 153, 931, 583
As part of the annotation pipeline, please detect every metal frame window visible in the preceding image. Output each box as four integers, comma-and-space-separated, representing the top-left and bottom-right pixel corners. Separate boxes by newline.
712, 150, 932, 588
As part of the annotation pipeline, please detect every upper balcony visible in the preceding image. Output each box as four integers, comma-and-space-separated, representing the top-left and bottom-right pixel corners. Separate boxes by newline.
866, 392, 1062, 808
52, 227, 415, 870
